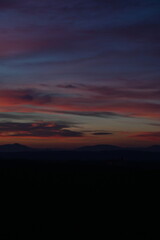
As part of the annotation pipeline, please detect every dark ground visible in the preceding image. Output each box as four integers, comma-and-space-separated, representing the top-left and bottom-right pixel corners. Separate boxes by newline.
0, 150, 160, 239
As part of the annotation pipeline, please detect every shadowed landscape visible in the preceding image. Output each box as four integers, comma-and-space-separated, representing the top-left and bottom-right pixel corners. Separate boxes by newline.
0, 144, 160, 239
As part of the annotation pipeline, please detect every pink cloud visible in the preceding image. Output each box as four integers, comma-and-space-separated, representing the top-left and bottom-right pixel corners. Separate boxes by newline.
0, 87, 160, 120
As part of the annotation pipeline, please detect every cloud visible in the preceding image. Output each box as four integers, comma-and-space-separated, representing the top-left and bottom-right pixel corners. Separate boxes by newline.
0, 86, 160, 120
0, 121, 83, 138
149, 123, 160, 127
82, 84, 160, 101
0, 88, 59, 106
87, 22, 160, 44
55, 110, 128, 118
0, 0, 159, 60
57, 84, 77, 89
0, 112, 40, 121
132, 132, 160, 141
92, 132, 113, 136
0, 0, 19, 10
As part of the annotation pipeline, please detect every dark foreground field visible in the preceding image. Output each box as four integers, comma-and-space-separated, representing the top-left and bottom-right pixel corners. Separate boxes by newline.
0, 150, 160, 239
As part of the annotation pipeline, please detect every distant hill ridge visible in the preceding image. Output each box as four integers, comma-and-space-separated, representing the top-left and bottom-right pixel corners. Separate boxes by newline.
76, 144, 121, 151
0, 143, 160, 152
145, 145, 160, 152
0, 143, 33, 152
76, 144, 160, 152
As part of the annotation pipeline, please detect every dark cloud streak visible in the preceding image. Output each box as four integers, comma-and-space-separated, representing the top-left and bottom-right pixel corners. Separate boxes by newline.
0, 122, 83, 137
92, 132, 113, 136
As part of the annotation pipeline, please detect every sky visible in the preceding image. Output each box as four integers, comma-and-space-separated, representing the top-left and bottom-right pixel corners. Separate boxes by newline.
0, 0, 160, 148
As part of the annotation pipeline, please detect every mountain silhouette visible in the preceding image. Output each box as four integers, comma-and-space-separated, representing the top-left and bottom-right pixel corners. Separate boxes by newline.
0, 143, 33, 152
76, 144, 121, 151
0, 143, 160, 153
145, 145, 160, 152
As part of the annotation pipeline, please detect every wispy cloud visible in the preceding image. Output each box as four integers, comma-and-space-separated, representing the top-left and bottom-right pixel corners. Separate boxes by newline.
0, 87, 160, 119
132, 132, 160, 141
0, 121, 83, 138
0, 0, 159, 147
92, 132, 113, 136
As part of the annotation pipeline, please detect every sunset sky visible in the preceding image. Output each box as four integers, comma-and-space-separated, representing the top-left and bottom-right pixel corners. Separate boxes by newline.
0, 0, 160, 148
